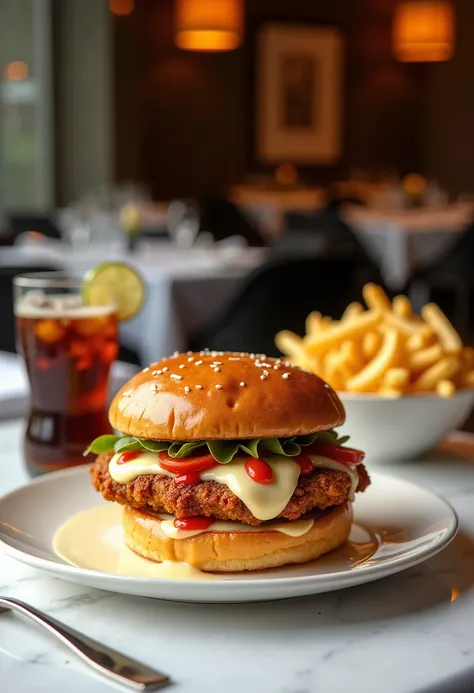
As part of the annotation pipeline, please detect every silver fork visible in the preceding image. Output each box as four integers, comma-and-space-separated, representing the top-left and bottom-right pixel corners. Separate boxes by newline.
0, 597, 170, 691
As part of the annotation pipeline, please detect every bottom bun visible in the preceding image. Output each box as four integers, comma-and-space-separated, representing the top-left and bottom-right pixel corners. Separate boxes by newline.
122, 503, 352, 573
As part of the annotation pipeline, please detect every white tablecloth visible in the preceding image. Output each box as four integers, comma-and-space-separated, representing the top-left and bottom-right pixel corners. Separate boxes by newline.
0, 241, 266, 364
344, 203, 474, 290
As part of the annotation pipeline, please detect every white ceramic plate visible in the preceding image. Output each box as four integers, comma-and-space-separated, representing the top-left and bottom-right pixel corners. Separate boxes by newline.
0, 467, 457, 603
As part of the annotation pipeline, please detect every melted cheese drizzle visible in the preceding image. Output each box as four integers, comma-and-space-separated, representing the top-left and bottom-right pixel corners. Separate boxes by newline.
109, 452, 359, 522
157, 514, 314, 539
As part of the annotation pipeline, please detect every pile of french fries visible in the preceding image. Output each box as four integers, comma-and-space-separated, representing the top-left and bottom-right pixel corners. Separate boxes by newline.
275, 283, 474, 398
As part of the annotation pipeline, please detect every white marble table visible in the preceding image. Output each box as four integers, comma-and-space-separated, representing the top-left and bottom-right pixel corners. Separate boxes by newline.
2, 420, 474, 693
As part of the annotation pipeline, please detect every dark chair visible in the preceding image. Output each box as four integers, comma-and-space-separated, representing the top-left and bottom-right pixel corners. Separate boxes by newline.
9, 215, 62, 241
199, 197, 267, 247
407, 223, 474, 338
189, 256, 359, 356
274, 209, 383, 290
0, 265, 60, 353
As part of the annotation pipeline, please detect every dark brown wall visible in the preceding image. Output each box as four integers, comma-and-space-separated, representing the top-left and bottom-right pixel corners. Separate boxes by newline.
423, 0, 474, 196
114, 0, 424, 199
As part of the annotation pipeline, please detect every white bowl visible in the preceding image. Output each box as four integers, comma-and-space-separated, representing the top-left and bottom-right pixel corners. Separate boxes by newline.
338, 389, 474, 463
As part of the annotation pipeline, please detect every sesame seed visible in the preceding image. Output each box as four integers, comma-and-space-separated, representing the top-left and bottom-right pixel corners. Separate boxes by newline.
162, 367, 168, 372
229, 357, 240, 361
282, 372, 291, 379
151, 370, 159, 375
211, 351, 218, 357
284, 361, 291, 367
171, 374, 182, 380
187, 351, 192, 354
173, 351, 179, 357
211, 361, 223, 365
240, 352, 246, 356
179, 364, 186, 369
250, 353, 255, 358
263, 370, 269, 376
258, 354, 267, 360
273, 365, 280, 370
188, 356, 195, 362
184, 386, 191, 393
150, 383, 159, 391
195, 384, 203, 390
213, 367, 220, 373
260, 375, 267, 380
142, 367, 150, 373
195, 360, 203, 366
240, 381, 246, 387
215, 384, 223, 390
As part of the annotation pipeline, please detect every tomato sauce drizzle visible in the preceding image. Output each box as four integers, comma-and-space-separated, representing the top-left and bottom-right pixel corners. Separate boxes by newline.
117, 451, 142, 465
173, 517, 214, 531
244, 458, 274, 484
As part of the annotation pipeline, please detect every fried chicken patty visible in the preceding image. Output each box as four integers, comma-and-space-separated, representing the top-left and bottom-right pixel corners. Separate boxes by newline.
91, 453, 370, 526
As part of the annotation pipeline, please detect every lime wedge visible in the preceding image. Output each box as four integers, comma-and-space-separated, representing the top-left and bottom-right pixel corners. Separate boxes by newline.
82, 262, 145, 321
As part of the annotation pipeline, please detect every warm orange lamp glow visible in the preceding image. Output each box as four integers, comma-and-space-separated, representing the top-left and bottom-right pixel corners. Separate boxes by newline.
3, 61, 29, 81
109, 0, 134, 16
175, 0, 243, 52
393, 1, 455, 62
275, 164, 298, 187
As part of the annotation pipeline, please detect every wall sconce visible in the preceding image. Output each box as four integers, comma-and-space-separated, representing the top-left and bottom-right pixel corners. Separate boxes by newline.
393, 0, 455, 62
175, 0, 244, 52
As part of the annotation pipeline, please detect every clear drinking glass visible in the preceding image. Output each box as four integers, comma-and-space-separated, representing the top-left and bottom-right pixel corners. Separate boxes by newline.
14, 272, 118, 476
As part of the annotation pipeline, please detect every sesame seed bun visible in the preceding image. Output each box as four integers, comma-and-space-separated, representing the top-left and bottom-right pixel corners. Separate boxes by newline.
109, 351, 345, 440
122, 503, 352, 572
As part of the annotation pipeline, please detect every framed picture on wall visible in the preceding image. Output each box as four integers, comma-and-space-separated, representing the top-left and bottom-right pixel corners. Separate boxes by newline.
256, 23, 343, 166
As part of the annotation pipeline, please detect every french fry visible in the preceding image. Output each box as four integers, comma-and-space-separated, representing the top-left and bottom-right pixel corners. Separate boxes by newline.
421, 303, 463, 354
436, 380, 456, 399
341, 302, 363, 322
461, 347, 474, 370
274, 283, 471, 399
305, 311, 323, 336
408, 344, 443, 371
386, 312, 425, 336
393, 295, 412, 318
275, 330, 304, 358
406, 332, 426, 352
342, 340, 365, 371
362, 331, 381, 359
412, 357, 460, 391
383, 368, 410, 390
347, 328, 400, 392
363, 283, 392, 312
306, 310, 381, 354
378, 387, 404, 399
460, 371, 474, 388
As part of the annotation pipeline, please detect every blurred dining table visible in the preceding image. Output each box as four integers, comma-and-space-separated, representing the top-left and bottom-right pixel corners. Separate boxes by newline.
343, 202, 474, 291
0, 240, 268, 365
229, 184, 325, 238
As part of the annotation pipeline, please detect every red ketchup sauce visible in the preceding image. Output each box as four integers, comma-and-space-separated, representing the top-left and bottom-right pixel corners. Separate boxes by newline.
296, 455, 314, 476
244, 458, 273, 484
117, 451, 142, 465
174, 471, 202, 486
173, 517, 214, 531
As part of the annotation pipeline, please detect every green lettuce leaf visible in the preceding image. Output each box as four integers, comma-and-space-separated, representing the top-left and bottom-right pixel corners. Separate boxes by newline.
83, 434, 120, 456
84, 430, 349, 463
